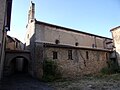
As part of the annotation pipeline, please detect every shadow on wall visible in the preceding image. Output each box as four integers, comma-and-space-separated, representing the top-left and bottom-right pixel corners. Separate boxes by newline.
25, 34, 35, 76
115, 51, 120, 66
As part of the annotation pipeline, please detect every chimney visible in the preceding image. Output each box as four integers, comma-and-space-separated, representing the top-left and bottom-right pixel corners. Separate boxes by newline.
28, 1, 35, 23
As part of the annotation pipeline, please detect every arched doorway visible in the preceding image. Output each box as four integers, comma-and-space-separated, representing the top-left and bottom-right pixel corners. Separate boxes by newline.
9, 56, 29, 74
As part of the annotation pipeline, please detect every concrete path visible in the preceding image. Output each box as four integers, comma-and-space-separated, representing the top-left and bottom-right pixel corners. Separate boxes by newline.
0, 73, 55, 90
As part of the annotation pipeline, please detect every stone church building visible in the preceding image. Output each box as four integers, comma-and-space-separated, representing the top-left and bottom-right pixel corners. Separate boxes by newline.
25, 2, 113, 78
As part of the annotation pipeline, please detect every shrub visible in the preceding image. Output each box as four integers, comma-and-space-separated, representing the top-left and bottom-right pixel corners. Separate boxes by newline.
101, 59, 119, 75
43, 58, 61, 82
101, 67, 111, 75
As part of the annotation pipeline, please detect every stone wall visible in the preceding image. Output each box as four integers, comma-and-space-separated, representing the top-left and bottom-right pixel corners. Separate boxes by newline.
6, 41, 15, 50
0, 0, 7, 79
0, 0, 6, 59
0, 0, 6, 45
44, 47, 110, 78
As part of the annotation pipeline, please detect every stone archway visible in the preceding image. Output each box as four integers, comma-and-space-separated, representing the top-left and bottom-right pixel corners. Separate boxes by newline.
4, 50, 32, 77
9, 56, 29, 74
4, 55, 31, 77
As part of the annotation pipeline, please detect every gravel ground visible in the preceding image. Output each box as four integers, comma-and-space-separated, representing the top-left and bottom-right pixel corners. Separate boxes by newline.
1, 73, 120, 90
0, 73, 55, 90
52, 74, 120, 90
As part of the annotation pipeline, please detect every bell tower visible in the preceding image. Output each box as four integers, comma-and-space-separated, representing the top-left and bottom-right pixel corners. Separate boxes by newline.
28, 1, 35, 23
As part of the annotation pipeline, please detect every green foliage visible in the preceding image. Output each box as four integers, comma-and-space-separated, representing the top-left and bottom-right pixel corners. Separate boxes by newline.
101, 67, 111, 75
101, 59, 120, 75
43, 59, 61, 82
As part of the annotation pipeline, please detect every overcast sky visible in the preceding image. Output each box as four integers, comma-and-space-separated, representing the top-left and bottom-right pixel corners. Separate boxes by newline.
8, 0, 120, 43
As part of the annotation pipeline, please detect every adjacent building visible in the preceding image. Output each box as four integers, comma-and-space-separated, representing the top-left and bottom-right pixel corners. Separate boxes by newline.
25, 2, 113, 78
6, 35, 24, 50
0, 0, 13, 79
111, 26, 120, 65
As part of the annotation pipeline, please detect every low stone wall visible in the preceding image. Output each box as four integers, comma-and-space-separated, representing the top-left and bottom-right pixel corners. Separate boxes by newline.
44, 47, 110, 78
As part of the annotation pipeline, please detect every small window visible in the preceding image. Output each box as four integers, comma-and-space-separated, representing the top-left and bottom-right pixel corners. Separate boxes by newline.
16, 42, 18, 48
75, 42, 79, 46
92, 44, 97, 48
55, 39, 60, 44
86, 51, 89, 59
68, 50, 73, 60
92, 44, 95, 48
53, 51, 58, 59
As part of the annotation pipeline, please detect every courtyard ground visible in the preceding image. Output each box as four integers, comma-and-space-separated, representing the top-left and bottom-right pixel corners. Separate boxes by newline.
0, 73, 55, 90
51, 74, 120, 90
1, 73, 120, 90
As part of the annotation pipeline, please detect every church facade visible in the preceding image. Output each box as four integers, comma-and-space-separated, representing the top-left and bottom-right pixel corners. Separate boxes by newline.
25, 2, 113, 78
